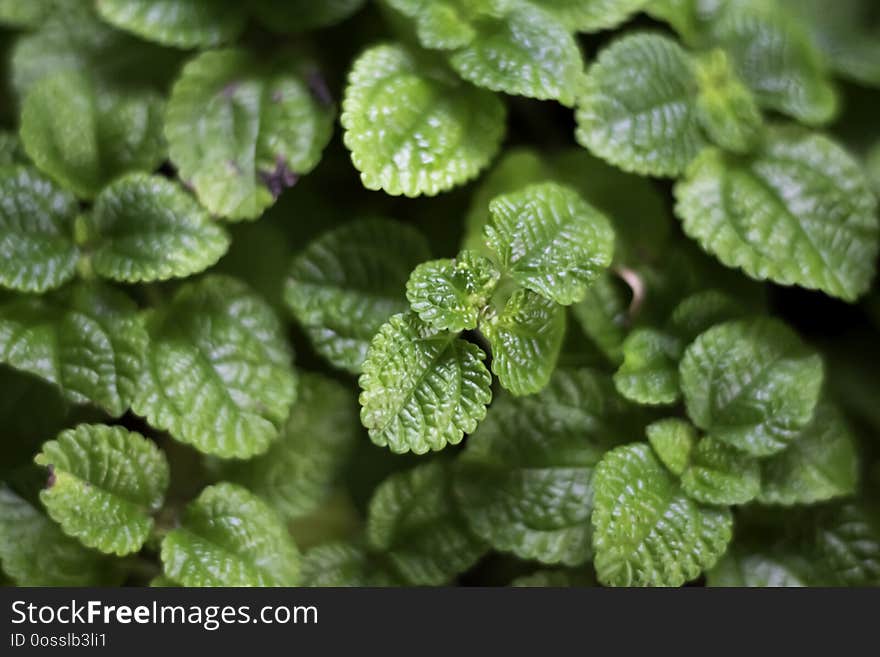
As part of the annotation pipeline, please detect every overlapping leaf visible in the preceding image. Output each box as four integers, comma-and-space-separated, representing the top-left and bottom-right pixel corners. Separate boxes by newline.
300, 541, 402, 587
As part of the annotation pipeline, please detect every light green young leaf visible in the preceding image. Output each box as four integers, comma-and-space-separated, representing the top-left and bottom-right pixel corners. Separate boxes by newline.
0, 166, 79, 293
758, 402, 859, 506
35, 424, 169, 556
300, 541, 403, 587
252, 0, 366, 32
675, 128, 879, 302
613, 329, 682, 405
368, 462, 487, 585
0, 283, 147, 416
166, 48, 335, 220
680, 318, 824, 457
342, 44, 505, 197
285, 218, 431, 373
0, 484, 117, 586
449, 3, 585, 106
483, 289, 566, 396
575, 33, 707, 177
681, 437, 760, 506
406, 251, 500, 333
20, 71, 165, 200
707, 546, 809, 587
698, 0, 837, 125
96, 0, 246, 48
486, 182, 615, 305
227, 373, 359, 521
161, 482, 301, 587
454, 368, 632, 566
359, 312, 492, 454
134, 275, 297, 459
646, 418, 697, 476
86, 174, 230, 283
539, 0, 649, 32
592, 443, 733, 586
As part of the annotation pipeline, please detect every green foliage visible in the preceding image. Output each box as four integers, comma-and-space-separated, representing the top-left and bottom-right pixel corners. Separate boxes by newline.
0, 0, 878, 591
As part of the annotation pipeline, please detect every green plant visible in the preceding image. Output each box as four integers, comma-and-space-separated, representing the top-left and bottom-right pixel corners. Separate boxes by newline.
1, 0, 879, 588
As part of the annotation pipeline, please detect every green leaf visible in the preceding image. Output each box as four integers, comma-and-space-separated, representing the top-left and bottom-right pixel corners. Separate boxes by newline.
681, 437, 760, 506
707, 545, 809, 587
646, 418, 696, 476
86, 174, 230, 283
0, 131, 26, 166
0, 484, 117, 586
693, 48, 763, 154
809, 504, 880, 586
359, 312, 492, 454
569, 273, 629, 364
227, 373, 359, 520
0, 166, 79, 293
613, 329, 682, 405
367, 462, 487, 585
133, 275, 297, 459
668, 289, 748, 342
575, 33, 707, 177
0, 0, 54, 27
300, 541, 402, 587
252, 0, 366, 32
758, 402, 859, 506
679, 318, 824, 457
35, 424, 169, 556
166, 48, 335, 220
510, 568, 595, 587
592, 443, 733, 586
96, 0, 247, 48
406, 251, 500, 333
342, 44, 505, 197
448, 4, 585, 106
698, 0, 837, 125
20, 71, 165, 199
539, 0, 649, 32
0, 283, 147, 416
285, 218, 431, 373
483, 289, 566, 396
161, 482, 300, 587
675, 128, 879, 302
454, 368, 632, 566
486, 182, 615, 305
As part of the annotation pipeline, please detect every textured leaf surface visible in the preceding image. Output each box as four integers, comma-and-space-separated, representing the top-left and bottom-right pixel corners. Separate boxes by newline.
161, 483, 300, 587
708, 546, 809, 587
20, 71, 165, 199
406, 251, 500, 333
700, 0, 837, 125
96, 0, 246, 48
134, 275, 297, 459
0, 485, 116, 586
87, 174, 230, 283
486, 182, 614, 305
613, 329, 682, 405
449, 4, 585, 106
575, 33, 706, 177
646, 418, 696, 476
809, 504, 880, 586
592, 443, 733, 586
675, 128, 879, 301
570, 274, 629, 364
342, 44, 505, 196
680, 437, 760, 506
367, 462, 486, 585
540, 0, 648, 32
0, 166, 79, 293
679, 318, 823, 457
454, 369, 632, 566
166, 48, 335, 220
285, 218, 431, 373
758, 402, 859, 505
483, 289, 566, 396
0, 283, 147, 416
300, 541, 402, 587
35, 424, 169, 556
228, 373, 359, 520
359, 312, 492, 454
